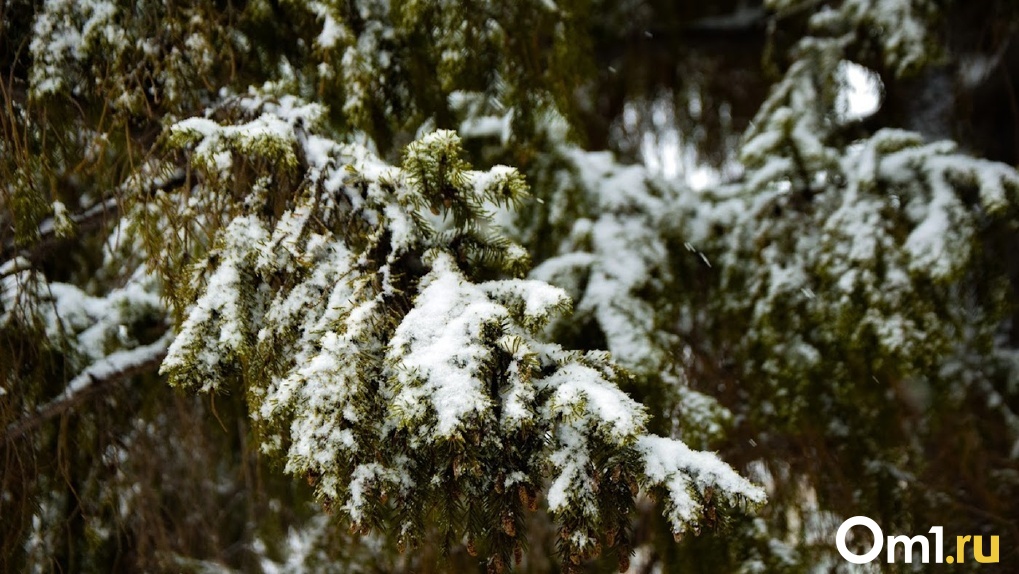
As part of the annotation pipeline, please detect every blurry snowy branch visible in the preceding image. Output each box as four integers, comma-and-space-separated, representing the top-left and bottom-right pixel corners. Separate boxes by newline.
3, 333, 169, 442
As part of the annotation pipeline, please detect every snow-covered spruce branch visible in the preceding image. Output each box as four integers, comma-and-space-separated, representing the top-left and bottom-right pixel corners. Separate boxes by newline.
158, 95, 763, 570
3, 334, 170, 442
2, 244, 169, 441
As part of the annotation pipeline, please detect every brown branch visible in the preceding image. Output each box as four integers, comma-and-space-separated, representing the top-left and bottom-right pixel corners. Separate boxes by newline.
1, 169, 186, 264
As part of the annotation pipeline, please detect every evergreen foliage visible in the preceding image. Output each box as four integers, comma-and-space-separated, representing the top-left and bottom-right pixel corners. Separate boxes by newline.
157, 96, 763, 569
4, 0, 1019, 572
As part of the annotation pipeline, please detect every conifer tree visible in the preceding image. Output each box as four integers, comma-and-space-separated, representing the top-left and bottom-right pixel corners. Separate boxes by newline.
4, 0, 1019, 572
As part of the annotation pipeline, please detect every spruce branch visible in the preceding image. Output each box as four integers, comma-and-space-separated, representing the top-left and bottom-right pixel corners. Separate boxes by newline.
3, 333, 170, 442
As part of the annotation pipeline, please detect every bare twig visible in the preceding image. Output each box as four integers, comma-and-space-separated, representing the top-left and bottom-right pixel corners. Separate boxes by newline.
0, 169, 186, 264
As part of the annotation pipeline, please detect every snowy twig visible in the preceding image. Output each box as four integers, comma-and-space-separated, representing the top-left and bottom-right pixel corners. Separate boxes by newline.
2, 333, 171, 442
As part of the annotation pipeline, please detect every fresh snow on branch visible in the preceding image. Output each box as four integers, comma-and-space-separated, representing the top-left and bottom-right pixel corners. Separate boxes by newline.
158, 94, 764, 566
